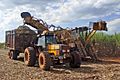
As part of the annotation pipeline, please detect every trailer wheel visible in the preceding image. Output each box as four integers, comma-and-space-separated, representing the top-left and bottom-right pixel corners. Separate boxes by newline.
24, 47, 36, 66
70, 51, 81, 68
39, 52, 52, 70
8, 50, 18, 60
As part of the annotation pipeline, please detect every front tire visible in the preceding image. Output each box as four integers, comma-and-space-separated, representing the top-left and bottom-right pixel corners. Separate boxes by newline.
38, 52, 52, 70
70, 51, 81, 68
24, 47, 36, 66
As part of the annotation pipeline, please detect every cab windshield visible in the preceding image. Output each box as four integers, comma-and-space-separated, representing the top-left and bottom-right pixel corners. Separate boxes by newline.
46, 35, 57, 44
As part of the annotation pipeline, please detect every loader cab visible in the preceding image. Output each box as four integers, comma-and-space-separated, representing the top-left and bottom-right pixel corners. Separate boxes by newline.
36, 34, 70, 56
37, 34, 57, 48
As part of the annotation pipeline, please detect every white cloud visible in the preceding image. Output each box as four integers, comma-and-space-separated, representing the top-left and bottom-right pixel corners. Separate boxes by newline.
107, 18, 120, 34
0, 0, 120, 42
38, 0, 120, 23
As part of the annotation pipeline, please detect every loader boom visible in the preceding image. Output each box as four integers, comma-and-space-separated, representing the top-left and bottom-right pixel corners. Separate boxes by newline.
85, 21, 107, 45
21, 12, 49, 34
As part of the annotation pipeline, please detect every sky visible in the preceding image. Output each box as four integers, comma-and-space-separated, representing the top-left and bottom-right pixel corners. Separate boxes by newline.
0, 0, 120, 42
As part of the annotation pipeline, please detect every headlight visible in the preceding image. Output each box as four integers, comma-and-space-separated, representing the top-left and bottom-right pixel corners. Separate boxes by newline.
62, 50, 66, 52
62, 50, 70, 52
67, 50, 70, 52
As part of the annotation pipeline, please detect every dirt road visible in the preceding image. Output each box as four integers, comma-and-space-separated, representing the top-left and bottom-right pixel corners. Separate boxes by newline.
0, 49, 120, 80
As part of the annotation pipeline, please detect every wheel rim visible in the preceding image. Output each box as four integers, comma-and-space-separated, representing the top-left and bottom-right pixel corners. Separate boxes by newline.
40, 56, 44, 65
24, 48, 29, 65
25, 52, 28, 62
9, 51, 13, 59
39, 53, 45, 69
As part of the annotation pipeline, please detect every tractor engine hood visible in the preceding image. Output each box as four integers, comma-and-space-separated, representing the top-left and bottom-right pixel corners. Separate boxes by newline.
48, 44, 69, 51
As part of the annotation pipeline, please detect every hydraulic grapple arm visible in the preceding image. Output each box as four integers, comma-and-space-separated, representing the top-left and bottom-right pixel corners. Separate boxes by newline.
85, 21, 107, 45
21, 12, 49, 34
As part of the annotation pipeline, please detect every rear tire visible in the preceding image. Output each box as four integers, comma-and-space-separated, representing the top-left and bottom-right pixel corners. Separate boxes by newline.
24, 47, 36, 66
38, 52, 52, 70
8, 50, 18, 60
70, 51, 81, 68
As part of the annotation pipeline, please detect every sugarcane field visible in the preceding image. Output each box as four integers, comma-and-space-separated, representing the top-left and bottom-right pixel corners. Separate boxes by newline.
0, 0, 120, 80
